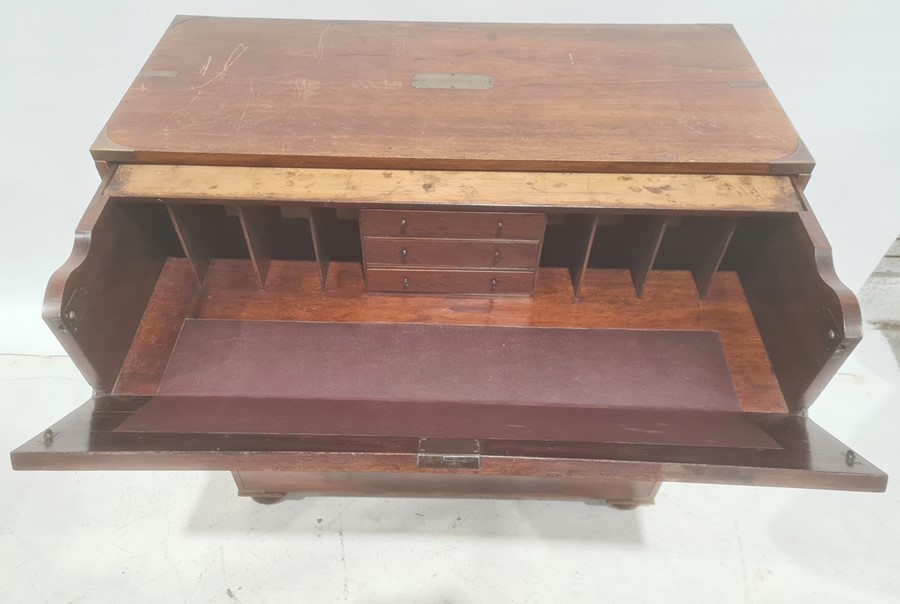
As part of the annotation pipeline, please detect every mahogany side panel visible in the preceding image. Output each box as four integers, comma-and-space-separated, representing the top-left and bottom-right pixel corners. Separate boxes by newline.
738, 197, 862, 412
42, 178, 173, 392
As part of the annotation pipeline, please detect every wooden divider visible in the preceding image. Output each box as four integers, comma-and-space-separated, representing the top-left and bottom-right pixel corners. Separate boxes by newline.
309, 208, 335, 291
577, 215, 667, 299
691, 218, 738, 299
169, 200, 737, 299
237, 206, 280, 287
169, 203, 340, 292
570, 215, 600, 300
624, 216, 668, 298
653, 216, 739, 299
166, 205, 217, 287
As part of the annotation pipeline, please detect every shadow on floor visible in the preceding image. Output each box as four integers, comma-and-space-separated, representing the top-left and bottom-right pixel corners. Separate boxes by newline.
184, 471, 646, 544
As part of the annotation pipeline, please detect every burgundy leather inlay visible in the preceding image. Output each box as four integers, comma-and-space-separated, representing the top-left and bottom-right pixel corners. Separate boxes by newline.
156, 319, 741, 410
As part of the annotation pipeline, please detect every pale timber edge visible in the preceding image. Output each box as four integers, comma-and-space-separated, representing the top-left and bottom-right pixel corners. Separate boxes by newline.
106, 165, 801, 213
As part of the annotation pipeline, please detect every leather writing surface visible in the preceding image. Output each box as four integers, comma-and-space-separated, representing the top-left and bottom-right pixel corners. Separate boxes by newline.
157, 319, 741, 410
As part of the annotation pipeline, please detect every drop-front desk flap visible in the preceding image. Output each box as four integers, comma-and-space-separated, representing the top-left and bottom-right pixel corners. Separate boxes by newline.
12, 17, 885, 509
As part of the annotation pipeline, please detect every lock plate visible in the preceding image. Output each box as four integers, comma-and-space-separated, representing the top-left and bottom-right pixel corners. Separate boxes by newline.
417, 438, 481, 470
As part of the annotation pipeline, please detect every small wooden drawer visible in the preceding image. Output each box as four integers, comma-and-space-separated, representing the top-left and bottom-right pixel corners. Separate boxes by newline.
360, 210, 546, 240
366, 268, 535, 295
363, 238, 540, 269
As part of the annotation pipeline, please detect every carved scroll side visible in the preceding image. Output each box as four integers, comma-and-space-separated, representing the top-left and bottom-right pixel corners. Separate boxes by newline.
43, 171, 170, 393
795, 206, 863, 408
42, 180, 113, 388
740, 181, 862, 412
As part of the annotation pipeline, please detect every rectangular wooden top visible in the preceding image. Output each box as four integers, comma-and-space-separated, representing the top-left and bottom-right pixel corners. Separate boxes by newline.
93, 17, 810, 175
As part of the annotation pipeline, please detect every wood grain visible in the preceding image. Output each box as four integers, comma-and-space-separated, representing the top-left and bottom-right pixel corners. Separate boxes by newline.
112, 259, 787, 412
166, 205, 217, 286
309, 208, 333, 290
365, 267, 534, 295
626, 216, 668, 298
737, 206, 862, 412
119, 398, 768, 446
233, 471, 660, 504
42, 184, 173, 392
11, 397, 886, 493
690, 218, 739, 299
569, 215, 599, 299
94, 19, 808, 174
362, 238, 540, 269
108, 165, 802, 213
237, 205, 280, 286
360, 209, 545, 239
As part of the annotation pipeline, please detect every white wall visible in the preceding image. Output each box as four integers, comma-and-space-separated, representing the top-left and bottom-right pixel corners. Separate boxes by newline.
1, 0, 898, 355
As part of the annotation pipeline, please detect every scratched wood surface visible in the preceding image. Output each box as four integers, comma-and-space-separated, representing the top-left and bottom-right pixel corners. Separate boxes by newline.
107, 165, 802, 212
93, 18, 808, 174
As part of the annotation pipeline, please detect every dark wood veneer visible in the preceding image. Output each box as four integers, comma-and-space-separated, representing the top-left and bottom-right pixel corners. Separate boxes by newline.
94, 20, 806, 174
11, 397, 886, 493
18, 19, 883, 508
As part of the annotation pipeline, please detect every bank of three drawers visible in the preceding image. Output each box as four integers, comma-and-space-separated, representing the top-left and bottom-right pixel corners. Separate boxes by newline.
359, 210, 546, 296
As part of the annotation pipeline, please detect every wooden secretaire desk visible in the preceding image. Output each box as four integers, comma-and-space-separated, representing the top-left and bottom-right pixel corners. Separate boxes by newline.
12, 17, 887, 507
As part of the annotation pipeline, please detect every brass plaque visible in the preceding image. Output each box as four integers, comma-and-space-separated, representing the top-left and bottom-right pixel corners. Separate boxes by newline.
412, 73, 493, 90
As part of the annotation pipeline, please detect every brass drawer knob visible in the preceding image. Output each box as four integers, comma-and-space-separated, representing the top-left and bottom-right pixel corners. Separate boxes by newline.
399, 219, 407, 235
490, 278, 499, 292
402, 277, 410, 290
400, 248, 409, 263
492, 249, 502, 265
496, 221, 504, 236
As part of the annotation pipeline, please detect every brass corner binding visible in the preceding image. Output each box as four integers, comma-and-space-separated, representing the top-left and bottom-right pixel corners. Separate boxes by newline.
90, 127, 136, 163
768, 138, 816, 175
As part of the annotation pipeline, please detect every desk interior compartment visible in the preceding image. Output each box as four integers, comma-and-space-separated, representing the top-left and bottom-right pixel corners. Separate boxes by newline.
17, 168, 886, 496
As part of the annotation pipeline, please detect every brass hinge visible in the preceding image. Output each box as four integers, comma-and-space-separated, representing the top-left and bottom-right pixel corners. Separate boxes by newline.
417, 438, 481, 470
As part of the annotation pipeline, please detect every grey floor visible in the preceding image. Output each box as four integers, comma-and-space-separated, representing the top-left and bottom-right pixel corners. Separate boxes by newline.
2, 245, 898, 603
860, 236, 900, 368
